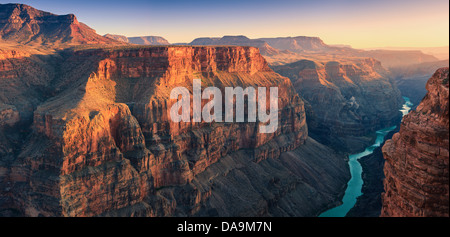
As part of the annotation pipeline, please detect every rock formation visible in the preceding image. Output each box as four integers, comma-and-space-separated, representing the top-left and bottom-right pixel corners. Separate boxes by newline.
0, 42, 61, 215
258, 36, 439, 68
381, 67, 449, 217
0, 3, 120, 47
0, 45, 350, 216
273, 59, 403, 152
188, 35, 439, 68
128, 36, 170, 45
103, 34, 130, 43
361, 50, 439, 68
103, 34, 171, 45
189, 36, 280, 56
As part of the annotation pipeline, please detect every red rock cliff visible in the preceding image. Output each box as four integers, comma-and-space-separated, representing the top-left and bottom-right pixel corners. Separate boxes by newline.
381, 67, 449, 217
7, 46, 320, 216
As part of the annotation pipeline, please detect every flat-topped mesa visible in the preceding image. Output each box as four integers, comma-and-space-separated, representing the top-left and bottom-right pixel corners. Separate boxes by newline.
258, 36, 329, 52
189, 36, 280, 56
103, 34, 171, 45
15, 46, 307, 216
381, 67, 449, 217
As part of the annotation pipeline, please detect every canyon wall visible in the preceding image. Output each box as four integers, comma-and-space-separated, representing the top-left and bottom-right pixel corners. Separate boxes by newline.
273, 59, 403, 152
103, 34, 170, 45
1, 46, 350, 216
381, 67, 449, 217
0, 45, 58, 215
391, 60, 449, 105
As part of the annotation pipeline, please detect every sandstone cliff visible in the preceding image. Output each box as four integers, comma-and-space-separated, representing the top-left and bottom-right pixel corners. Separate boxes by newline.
0, 4, 352, 217
0, 45, 350, 216
361, 50, 439, 68
273, 58, 403, 152
381, 67, 449, 217
251, 36, 439, 68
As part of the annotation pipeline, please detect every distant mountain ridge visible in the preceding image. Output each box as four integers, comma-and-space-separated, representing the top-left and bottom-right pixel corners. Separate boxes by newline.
258, 36, 329, 52
0, 3, 119, 47
364, 46, 449, 60
187, 35, 441, 68
258, 37, 439, 68
361, 49, 439, 68
187, 35, 330, 53
188, 35, 280, 55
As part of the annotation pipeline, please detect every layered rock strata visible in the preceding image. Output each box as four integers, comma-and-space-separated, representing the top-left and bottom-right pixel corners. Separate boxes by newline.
381, 67, 449, 217
1, 46, 350, 216
273, 59, 403, 152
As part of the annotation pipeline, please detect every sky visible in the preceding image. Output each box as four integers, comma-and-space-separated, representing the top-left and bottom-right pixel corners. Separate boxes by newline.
2, 0, 449, 48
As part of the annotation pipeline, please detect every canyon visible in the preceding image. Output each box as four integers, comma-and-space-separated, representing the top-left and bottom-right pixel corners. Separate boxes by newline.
0, 4, 122, 48
186, 36, 417, 153
0, 4, 351, 215
0, 45, 351, 217
1, 3, 448, 217
381, 67, 449, 217
272, 59, 403, 152
185, 35, 441, 68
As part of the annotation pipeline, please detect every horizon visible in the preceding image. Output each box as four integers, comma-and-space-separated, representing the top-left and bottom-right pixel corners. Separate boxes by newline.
2, 0, 449, 48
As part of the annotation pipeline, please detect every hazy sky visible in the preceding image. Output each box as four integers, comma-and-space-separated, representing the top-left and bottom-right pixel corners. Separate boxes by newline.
4, 0, 449, 48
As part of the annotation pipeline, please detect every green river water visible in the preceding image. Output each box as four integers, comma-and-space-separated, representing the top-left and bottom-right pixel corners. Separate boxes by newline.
319, 96, 413, 217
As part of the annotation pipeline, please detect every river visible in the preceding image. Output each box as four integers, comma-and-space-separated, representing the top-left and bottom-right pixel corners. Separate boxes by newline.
319, 96, 413, 217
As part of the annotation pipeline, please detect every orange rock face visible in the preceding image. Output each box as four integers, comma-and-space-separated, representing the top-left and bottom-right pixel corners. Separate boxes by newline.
0, 3, 122, 47
381, 67, 449, 217
6, 46, 310, 216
